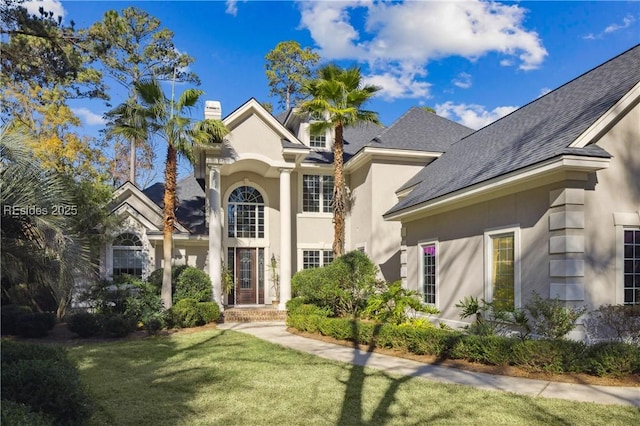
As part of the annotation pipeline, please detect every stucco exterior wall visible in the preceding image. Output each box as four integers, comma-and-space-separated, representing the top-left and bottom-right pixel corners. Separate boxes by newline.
370, 161, 425, 282
583, 104, 640, 308
347, 163, 373, 254
224, 114, 285, 162
403, 184, 554, 323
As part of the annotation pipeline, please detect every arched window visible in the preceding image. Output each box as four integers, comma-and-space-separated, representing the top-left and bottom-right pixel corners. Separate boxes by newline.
227, 186, 264, 238
112, 233, 144, 278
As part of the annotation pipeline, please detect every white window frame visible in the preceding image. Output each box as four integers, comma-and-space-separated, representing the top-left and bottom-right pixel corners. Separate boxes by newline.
418, 240, 439, 308
484, 226, 521, 310
309, 129, 328, 149
111, 232, 145, 279
301, 174, 334, 214
223, 181, 270, 245
298, 246, 334, 271
620, 226, 640, 305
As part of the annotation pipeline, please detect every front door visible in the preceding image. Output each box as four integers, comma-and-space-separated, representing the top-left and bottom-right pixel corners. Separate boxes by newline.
236, 248, 256, 304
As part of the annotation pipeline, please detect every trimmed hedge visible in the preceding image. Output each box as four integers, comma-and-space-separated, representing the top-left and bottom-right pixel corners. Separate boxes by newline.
1, 340, 93, 425
167, 299, 220, 328
1, 400, 55, 426
286, 315, 640, 377
66, 312, 137, 338
0, 305, 56, 338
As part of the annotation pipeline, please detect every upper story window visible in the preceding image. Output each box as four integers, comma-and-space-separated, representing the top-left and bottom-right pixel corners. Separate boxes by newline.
309, 130, 327, 149
302, 174, 333, 213
112, 233, 143, 278
228, 186, 264, 238
623, 229, 640, 305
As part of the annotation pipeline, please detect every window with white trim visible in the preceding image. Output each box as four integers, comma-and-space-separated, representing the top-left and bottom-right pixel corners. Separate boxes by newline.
485, 228, 520, 311
309, 130, 327, 149
227, 186, 265, 238
302, 174, 333, 213
303, 250, 334, 269
421, 243, 437, 305
112, 233, 144, 278
623, 229, 640, 305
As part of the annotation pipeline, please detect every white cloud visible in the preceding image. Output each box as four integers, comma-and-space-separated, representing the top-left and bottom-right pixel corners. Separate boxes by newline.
538, 87, 551, 98
225, 1, 239, 16
604, 14, 635, 33
72, 108, 106, 126
453, 72, 472, 89
297, 0, 547, 100
435, 102, 517, 130
22, 0, 65, 19
583, 14, 636, 40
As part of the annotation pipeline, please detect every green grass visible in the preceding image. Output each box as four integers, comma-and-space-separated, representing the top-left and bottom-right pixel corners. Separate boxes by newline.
68, 329, 640, 426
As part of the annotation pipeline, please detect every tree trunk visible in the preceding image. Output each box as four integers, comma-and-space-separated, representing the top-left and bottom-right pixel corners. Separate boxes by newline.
162, 144, 178, 309
333, 123, 345, 257
129, 137, 136, 184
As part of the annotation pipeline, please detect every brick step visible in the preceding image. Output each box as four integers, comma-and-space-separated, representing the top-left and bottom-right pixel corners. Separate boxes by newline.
223, 308, 287, 323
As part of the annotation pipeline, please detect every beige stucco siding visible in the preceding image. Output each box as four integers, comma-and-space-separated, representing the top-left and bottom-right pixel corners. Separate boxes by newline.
347, 163, 373, 253
224, 114, 286, 162
584, 104, 640, 308
370, 162, 425, 281
404, 185, 552, 321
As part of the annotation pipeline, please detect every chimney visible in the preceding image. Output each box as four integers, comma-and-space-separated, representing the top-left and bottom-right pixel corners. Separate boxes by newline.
205, 100, 222, 120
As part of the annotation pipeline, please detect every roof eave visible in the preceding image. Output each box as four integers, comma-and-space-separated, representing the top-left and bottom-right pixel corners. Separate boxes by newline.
384, 154, 611, 222
344, 147, 442, 172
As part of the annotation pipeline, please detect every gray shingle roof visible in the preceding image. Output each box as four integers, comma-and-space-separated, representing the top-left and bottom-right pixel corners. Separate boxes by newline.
143, 175, 206, 233
386, 44, 640, 217
303, 108, 471, 165
372, 107, 473, 152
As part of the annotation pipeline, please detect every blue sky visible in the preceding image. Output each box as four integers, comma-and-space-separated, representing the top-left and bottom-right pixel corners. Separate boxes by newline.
24, 0, 640, 182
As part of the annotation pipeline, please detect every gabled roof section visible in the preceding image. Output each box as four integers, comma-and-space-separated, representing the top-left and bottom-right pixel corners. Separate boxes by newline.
143, 175, 206, 234
223, 98, 304, 148
386, 44, 640, 218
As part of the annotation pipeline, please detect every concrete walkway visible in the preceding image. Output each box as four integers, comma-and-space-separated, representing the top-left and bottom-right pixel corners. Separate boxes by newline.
217, 321, 640, 407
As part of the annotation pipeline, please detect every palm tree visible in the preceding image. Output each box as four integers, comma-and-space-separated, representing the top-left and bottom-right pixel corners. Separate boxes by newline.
1, 127, 92, 317
299, 64, 381, 256
106, 98, 149, 185
111, 80, 228, 308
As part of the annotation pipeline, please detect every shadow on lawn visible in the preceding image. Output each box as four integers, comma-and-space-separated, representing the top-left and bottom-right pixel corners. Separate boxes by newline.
335, 321, 582, 426
69, 329, 233, 425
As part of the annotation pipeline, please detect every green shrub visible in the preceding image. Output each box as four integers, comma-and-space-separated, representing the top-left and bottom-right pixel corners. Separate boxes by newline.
285, 297, 305, 314
294, 304, 333, 317
525, 292, 586, 340
1, 400, 55, 426
142, 313, 165, 336
148, 265, 189, 296
125, 281, 165, 323
291, 250, 380, 317
1, 340, 68, 364
511, 339, 585, 374
1, 341, 93, 425
102, 313, 137, 337
67, 312, 103, 338
585, 342, 640, 377
1, 304, 33, 335
15, 312, 56, 338
174, 267, 212, 303
197, 302, 221, 324
168, 298, 219, 328
449, 334, 515, 366
363, 281, 439, 325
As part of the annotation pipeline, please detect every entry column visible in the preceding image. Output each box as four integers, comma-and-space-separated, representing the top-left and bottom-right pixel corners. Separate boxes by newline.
208, 164, 223, 310
279, 168, 292, 310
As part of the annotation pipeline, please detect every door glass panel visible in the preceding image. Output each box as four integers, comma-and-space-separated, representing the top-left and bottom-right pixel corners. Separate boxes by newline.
240, 250, 252, 289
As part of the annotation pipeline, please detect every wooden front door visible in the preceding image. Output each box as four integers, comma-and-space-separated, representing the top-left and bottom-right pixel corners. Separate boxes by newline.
235, 248, 256, 304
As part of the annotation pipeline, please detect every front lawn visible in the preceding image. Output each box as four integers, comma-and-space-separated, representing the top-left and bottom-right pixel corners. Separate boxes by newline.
69, 328, 639, 426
